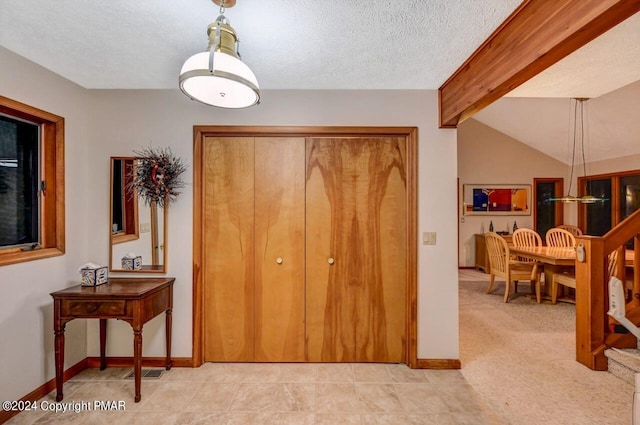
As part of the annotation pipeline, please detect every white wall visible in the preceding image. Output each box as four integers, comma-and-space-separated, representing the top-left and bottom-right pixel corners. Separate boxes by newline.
586, 152, 640, 176
0, 47, 90, 402
0, 46, 460, 405
457, 119, 568, 267
86, 89, 460, 361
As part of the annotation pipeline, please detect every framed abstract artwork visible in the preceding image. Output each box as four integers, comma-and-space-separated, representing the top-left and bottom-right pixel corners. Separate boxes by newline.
462, 184, 531, 215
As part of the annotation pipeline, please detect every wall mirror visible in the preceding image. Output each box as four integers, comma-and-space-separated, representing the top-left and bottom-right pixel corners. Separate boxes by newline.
109, 157, 167, 273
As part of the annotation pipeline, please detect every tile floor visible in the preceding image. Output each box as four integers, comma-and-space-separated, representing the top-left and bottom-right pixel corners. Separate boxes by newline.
7, 363, 503, 424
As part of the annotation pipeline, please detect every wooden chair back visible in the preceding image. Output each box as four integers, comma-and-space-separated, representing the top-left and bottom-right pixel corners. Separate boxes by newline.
512, 228, 542, 264
485, 232, 509, 278
485, 231, 541, 303
512, 228, 542, 247
558, 224, 583, 236
546, 228, 576, 248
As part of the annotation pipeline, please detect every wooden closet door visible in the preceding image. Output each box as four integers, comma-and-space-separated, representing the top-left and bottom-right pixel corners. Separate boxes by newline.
254, 138, 306, 361
305, 137, 407, 362
203, 137, 255, 361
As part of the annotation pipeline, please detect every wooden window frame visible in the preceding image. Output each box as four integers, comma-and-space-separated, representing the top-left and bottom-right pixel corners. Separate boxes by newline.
578, 169, 640, 232
0, 95, 64, 266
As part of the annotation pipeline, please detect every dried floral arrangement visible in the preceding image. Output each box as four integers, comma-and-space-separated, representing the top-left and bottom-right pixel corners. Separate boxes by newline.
128, 147, 187, 208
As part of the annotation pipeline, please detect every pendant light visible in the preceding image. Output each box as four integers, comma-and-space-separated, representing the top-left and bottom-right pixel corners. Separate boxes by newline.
575, 98, 607, 203
179, 0, 260, 108
551, 98, 607, 203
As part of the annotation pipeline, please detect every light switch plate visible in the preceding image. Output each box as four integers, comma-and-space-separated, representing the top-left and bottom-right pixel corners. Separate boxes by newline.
423, 232, 437, 245
140, 222, 151, 233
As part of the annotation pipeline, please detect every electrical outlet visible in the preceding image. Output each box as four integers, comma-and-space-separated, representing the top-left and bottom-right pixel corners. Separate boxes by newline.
422, 232, 437, 245
140, 223, 151, 233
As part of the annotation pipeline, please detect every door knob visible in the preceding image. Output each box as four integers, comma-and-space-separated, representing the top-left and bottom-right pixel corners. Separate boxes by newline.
328, 257, 335, 265
276, 257, 283, 264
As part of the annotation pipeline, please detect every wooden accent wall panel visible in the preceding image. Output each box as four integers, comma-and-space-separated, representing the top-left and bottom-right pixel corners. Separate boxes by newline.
254, 138, 306, 361
305, 137, 407, 362
203, 137, 255, 361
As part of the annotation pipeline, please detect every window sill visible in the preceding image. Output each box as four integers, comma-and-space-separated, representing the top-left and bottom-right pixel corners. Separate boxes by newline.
0, 247, 65, 267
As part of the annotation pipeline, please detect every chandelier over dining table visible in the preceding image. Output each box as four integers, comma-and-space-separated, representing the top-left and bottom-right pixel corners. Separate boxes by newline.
550, 97, 607, 204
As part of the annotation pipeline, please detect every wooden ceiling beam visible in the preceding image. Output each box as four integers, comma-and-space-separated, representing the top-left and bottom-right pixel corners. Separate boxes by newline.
438, 0, 640, 128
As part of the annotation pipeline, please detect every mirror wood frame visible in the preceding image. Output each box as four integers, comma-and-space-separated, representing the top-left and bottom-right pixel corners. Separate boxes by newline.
109, 156, 168, 273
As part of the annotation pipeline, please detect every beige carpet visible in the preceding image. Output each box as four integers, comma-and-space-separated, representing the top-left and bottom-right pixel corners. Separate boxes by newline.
458, 269, 633, 425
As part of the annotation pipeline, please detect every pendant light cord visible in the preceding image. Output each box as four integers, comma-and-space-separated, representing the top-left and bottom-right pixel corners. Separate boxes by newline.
578, 99, 592, 198
566, 98, 578, 197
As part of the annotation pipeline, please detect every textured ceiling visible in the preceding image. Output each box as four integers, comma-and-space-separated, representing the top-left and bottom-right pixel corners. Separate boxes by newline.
0, 0, 522, 89
507, 12, 640, 98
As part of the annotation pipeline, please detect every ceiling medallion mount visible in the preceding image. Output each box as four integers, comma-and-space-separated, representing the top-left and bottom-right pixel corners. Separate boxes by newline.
179, 0, 260, 108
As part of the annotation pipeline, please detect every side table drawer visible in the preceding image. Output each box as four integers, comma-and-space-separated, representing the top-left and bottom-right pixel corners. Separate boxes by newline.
62, 300, 126, 317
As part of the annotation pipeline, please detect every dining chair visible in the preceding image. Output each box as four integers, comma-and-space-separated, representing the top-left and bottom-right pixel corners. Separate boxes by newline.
512, 228, 542, 248
485, 232, 541, 303
545, 228, 576, 248
551, 249, 619, 304
512, 228, 544, 298
557, 224, 583, 237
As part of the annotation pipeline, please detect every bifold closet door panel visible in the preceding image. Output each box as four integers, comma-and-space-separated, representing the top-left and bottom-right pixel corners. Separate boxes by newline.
254, 137, 306, 362
203, 137, 255, 362
305, 137, 407, 362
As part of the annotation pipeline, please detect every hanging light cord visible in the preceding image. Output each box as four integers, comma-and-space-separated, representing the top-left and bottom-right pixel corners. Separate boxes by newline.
578, 99, 592, 198
566, 98, 578, 198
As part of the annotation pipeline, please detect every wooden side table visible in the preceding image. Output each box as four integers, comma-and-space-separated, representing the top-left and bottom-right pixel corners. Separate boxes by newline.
50, 277, 174, 402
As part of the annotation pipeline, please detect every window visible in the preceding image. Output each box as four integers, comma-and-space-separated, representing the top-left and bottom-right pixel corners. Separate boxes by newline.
533, 178, 563, 239
583, 178, 612, 236
0, 95, 64, 266
579, 170, 640, 242
0, 115, 39, 247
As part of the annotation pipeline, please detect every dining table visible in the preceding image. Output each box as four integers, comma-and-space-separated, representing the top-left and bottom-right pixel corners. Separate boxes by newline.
509, 245, 635, 302
509, 245, 576, 301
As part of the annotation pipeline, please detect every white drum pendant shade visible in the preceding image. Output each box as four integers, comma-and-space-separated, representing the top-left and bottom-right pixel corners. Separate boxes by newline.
179, 7, 260, 109
180, 51, 260, 108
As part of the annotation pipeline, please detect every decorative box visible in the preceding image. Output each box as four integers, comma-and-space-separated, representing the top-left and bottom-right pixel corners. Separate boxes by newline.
121, 256, 142, 270
80, 266, 108, 286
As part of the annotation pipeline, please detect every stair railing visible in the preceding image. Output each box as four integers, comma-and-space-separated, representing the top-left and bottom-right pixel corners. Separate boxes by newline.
575, 207, 640, 370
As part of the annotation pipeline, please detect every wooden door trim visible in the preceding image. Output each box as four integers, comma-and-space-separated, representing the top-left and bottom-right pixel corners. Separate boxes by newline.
193, 126, 419, 367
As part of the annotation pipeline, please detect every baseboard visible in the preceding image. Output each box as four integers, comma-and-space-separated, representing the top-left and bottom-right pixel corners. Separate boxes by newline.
458, 266, 475, 270
0, 358, 87, 425
86, 356, 194, 368
415, 358, 461, 369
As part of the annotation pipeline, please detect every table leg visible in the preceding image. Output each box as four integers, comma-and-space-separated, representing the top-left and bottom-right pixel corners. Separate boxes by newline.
543, 267, 554, 296
54, 322, 65, 402
166, 308, 172, 370
543, 264, 572, 301
133, 327, 142, 402
99, 319, 107, 370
